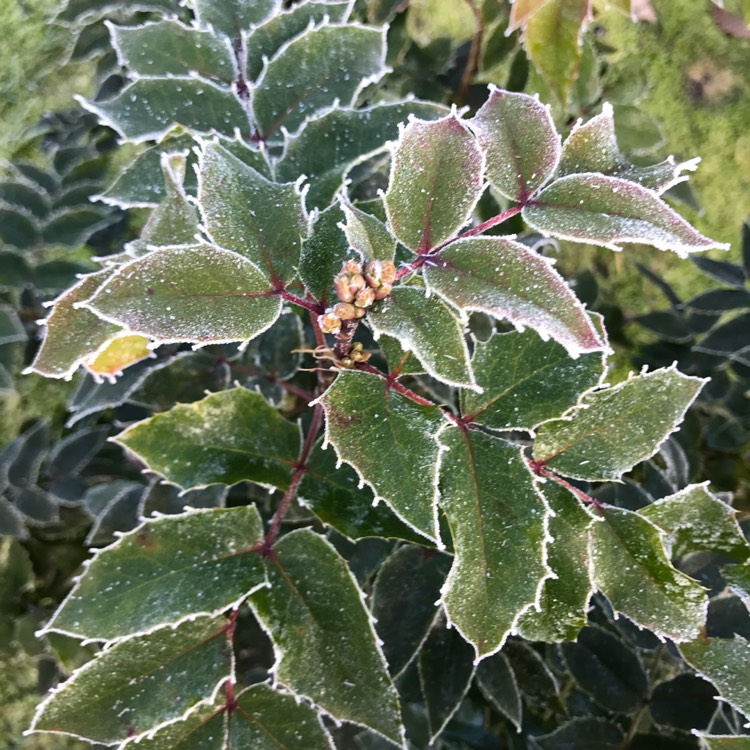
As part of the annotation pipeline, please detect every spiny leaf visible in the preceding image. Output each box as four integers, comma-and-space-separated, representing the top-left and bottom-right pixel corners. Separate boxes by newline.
589, 506, 707, 642
30, 615, 232, 744
43, 506, 266, 641
461, 328, 605, 431
249, 528, 404, 745
367, 286, 477, 390
84, 243, 282, 346
193, 0, 281, 37
523, 173, 729, 254
469, 86, 560, 201
317, 370, 444, 542
438, 427, 551, 659
423, 236, 603, 358
533, 366, 706, 481
114, 388, 300, 491
384, 114, 485, 252
299, 203, 349, 303
341, 199, 396, 263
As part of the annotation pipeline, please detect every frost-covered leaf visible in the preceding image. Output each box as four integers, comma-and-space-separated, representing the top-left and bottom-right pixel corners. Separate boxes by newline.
699, 737, 750, 750
695, 313, 750, 366
31, 615, 232, 744
253, 23, 388, 138
27, 269, 121, 379
589, 506, 707, 642
523, 173, 728, 254
249, 528, 403, 745
438, 427, 550, 659
300, 203, 349, 303
41, 207, 113, 247
0, 305, 27, 346
341, 199, 396, 263
475, 653, 522, 731
724, 564, 750, 606
198, 142, 307, 282
115, 388, 300, 490
558, 103, 700, 193
533, 366, 706, 481
85, 334, 152, 378
83, 79, 248, 143
530, 717, 624, 750
84, 244, 282, 346
371, 545, 450, 676
229, 683, 335, 749
110, 20, 235, 81
43, 506, 266, 641
277, 101, 448, 209
681, 637, 750, 723
517, 483, 594, 643
470, 86, 560, 201
0, 204, 40, 250
367, 286, 476, 390
384, 115, 484, 252
0, 181, 50, 219
639, 483, 750, 562
317, 370, 444, 542
461, 328, 605, 430
424, 237, 603, 358
193, 0, 280, 37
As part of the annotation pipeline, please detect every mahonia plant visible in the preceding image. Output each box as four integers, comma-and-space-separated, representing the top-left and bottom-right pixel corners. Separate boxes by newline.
22, 0, 750, 748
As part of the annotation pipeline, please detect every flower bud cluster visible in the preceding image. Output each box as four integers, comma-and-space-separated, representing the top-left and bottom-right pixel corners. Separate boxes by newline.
318, 259, 396, 336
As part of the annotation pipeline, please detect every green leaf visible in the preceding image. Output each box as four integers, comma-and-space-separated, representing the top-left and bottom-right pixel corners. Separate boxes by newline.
299, 441, 427, 543
26, 269, 121, 380
0, 305, 27, 346
558, 103, 700, 194
724, 564, 750, 606
244, 0, 353, 80
42, 505, 266, 641
437, 427, 551, 659
698, 737, 750, 750
110, 20, 236, 81
252, 23, 388, 138
475, 652, 522, 731
524, 0, 590, 107
198, 141, 307, 282
230, 684, 335, 749
277, 101, 448, 209
317, 370, 444, 542
589, 506, 707, 641
523, 174, 729, 254
423, 237, 604, 358
249, 528, 404, 745
0, 204, 42, 250
384, 114, 484, 252
41, 207, 114, 247
85, 243, 282, 346
517, 483, 595, 642
681, 637, 750, 722
533, 366, 706, 481
469, 86, 560, 201
639, 483, 750, 562
531, 717, 624, 750
341, 199, 396, 263
367, 286, 477, 390
508, 0, 552, 31
0, 181, 50, 219
380, 336, 426, 376
461, 328, 605, 430
83, 79, 248, 143
115, 388, 300, 490
299, 203, 349, 303
371, 545, 451, 676
193, 0, 280, 37
30, 615, 232, 744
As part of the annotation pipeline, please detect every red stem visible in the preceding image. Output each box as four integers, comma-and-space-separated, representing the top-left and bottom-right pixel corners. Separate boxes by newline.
279, 289, 324, 314
529, 460, 604, 511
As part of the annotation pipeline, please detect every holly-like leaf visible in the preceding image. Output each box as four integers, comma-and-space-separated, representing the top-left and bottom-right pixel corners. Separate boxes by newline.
252, 23, 388, 139
523, 174, 729, 254
30, 615, 232, 744
469, 86, 560, 201
26, 269, 121, 380
475, 652, 522, 731
115, 388, 300, 490
724, 564, 750, 606
341, 199, 396, 263
193, 0, 280, 37
42, 506, 266, 641
558, 103, 700, 194
384, 115, 484, 252
317, 370, 444, 542
299, 203, 349, 303
198, 141, 307, 283
84, 334, 152, 378
277, 101, 448, 209
437, 427, 551, 659
367, 286, 477, 390
589, 506, 707, 642
84, 244, 282, 346
461, 328, 605, 431
533, 366, 706, 481
424, 237, 603, 358
229, 684, 335, 749
639, 483, 750, 562
249, 528, 404, 745
699, 738, 750, 750
681, 637, 750, 723
109, 20, 236, 81
517, 483, 595, 643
